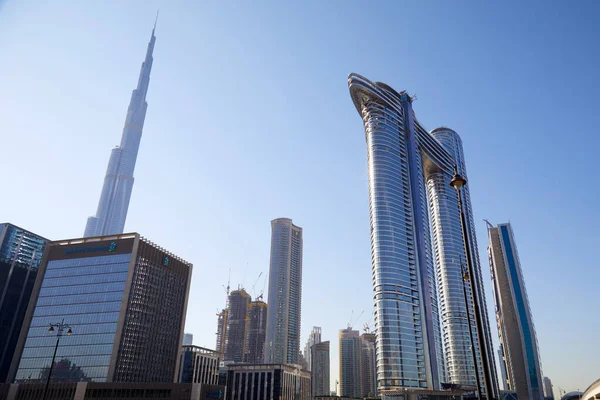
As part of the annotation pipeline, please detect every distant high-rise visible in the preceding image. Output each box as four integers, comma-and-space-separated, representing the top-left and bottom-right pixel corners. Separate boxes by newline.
265, 218, 303, 365
9, 233, 192, 383
84, 20, 158, 237
488, 222, 544, 400
244, 300, 267, 363
0, 223, 48, 383
543, 377, 554, 400
311, 341, 330, 397
339, 328, 362, 398
224, 289, 250, 362
182, 333, 194, 346
349, 73, 498, 396
498, 346, 509, 390
304, 326, 322, 371
360, 333, 376, 397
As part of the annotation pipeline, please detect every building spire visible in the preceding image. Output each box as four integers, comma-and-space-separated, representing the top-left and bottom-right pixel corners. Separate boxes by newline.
83, 18, 158, 238
153, 10, 159, 35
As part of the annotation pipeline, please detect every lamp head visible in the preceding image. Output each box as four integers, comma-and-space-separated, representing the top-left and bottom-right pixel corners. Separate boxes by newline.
48, 326, 54, 334
450, 165, 467, 191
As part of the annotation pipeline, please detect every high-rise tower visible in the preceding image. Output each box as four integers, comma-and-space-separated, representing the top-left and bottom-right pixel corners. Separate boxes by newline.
244, 299, 268, 363
339, 328, 362, 398
223, 289, 250, 363
311, 341, 330, 397
265, 218, 303, 365
348, 73, 498, 397
0, 223, 48, 382
360, 333, 377, 397
488, 222, 544, 399
303, 326, 322, 371
84, 19, 158, 237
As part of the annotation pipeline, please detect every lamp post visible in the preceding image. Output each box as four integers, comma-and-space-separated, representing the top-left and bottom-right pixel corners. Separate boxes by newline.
461, 262, 483, 400
42, 319, 72, 400
449, 165, 495, 400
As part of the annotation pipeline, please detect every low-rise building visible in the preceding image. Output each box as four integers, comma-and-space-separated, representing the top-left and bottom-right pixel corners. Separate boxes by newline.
0, 382, 225, 400
225, 363, 310, 400
177, 346, 219, 385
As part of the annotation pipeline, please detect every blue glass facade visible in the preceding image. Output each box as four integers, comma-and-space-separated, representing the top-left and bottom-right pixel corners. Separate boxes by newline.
14, 253, 130, 382
0, 223, 48, 383
488, 223, 544, 400
500, 225, 543, 397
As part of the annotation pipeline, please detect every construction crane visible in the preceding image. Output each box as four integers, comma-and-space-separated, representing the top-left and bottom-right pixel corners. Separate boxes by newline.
348, 309, 365, 330
222, 268, 231, 307
251, 272, 263, 299
256, 273, 268, 302
363, 312, 374, 333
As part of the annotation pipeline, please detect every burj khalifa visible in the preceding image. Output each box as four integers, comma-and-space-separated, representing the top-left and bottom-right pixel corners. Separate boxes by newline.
84, 20, 157, 237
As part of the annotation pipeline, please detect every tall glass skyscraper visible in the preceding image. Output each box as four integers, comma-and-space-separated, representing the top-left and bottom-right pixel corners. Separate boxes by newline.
84, 21, 157, 237
0, 223, 48, 383
8, 233, 192, 383
265, 218, 303, 365
339, 328, 362, 398
488, 222, 544, 399
348, 73, 498, 396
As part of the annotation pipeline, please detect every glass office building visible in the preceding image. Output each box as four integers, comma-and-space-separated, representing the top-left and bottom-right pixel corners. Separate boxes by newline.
339, 328, 362, 398
8, 233, 192, 384
348, 74, 498, 396
488, 222, 544, 399
0, 223, 48, 383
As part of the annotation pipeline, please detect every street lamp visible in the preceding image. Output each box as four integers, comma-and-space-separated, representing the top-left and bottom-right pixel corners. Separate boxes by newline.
461, 262, 483, 400
450, 165, 495, 400
43, 319, 72, 400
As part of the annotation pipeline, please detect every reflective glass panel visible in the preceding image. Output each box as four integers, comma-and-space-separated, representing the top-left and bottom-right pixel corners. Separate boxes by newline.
14, 253, 130, 382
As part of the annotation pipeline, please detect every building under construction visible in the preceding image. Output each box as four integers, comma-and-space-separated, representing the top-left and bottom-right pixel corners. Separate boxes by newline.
224, 289, 251, 362
216, 308, 228, 355
244, 300, 268, 363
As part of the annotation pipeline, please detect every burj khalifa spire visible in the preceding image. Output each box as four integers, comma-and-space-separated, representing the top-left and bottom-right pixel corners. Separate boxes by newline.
84, 17, 157, 237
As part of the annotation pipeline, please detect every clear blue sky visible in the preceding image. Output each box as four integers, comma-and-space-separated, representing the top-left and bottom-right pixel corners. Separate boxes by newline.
1, 0, 599, 396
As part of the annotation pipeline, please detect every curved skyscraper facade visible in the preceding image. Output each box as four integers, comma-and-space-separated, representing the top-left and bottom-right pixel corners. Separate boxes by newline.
84, 22, 157, 237
427, 128, 498, 391
348, 73, 498, 397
